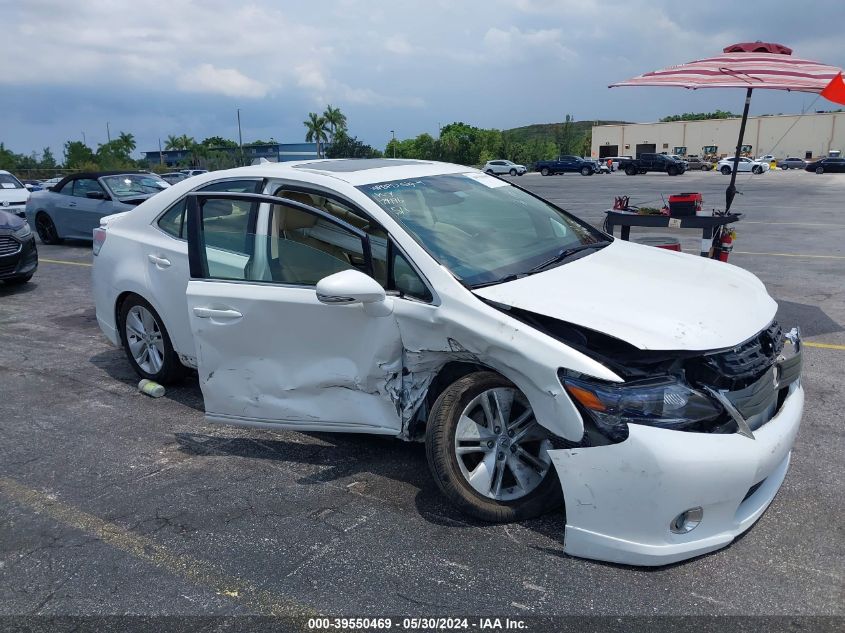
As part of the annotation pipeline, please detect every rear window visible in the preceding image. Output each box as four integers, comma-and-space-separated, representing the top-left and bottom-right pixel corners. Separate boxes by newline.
0, 174, 24, 189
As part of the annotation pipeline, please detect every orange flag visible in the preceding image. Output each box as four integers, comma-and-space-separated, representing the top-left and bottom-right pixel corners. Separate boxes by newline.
821, 72, 845, 105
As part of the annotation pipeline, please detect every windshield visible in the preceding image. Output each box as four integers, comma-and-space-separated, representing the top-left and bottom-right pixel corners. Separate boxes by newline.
0, 174, 24, 190
102, 174, 169, 198
359, 173, 608, 287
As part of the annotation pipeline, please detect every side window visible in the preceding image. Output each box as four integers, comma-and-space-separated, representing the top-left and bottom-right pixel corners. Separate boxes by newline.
55, 181, 74, 195
392, 247, 432, 302
194, 196, 258, 281
157, 180, 259, 239
274, 188, 389, 287
263, 201, 367, 286
72, 179, 103, 198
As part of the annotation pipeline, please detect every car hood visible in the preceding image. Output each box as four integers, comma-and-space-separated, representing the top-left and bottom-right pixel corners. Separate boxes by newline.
0, 188, 29, 204
472, 240, 777, 352
0, 209, 25, 230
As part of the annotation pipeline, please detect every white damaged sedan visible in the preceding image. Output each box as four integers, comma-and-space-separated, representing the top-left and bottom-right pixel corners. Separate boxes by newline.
92, 159, 803, 566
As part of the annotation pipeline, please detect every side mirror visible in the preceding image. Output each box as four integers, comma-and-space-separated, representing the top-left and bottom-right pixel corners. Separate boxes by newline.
316, 269, 394, 317
86, 190, 107, 200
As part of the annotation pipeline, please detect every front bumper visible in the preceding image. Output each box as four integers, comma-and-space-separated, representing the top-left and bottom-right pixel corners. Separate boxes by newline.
548, 382, 804, 566
0, 234, 38, 280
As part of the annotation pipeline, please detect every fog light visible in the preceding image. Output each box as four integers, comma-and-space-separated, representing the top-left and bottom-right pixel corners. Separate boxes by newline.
670, 507, 703, 534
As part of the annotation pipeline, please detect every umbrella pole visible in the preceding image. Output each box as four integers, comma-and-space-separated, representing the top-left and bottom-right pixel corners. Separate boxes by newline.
726, 87, 753, 212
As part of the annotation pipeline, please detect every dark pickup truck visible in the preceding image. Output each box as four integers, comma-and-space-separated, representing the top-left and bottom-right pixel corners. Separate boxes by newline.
619, 153, 686, 176
535, 155, 596, 176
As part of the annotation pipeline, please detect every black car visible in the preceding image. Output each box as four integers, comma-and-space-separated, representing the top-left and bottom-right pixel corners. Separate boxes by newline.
0, 209, 38, 284
806, 158, 845, 174
534, 155, 596, 176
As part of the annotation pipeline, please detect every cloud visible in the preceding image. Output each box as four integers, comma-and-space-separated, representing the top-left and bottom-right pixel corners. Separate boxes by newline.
384, 35, 414, 55
179, 64, 269, 98
483, 26, 577, 62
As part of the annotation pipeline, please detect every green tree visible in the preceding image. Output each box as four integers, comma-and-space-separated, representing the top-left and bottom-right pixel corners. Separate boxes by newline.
660, 110, 737, 123
325, 130, 382, 159
164, 135, 182, 150
323, 104, 347, 144
304, 112, 330, 157
117, 132, 136, 153
0, 143, 15, 170
40, 147, 57, 169
64, 141, 96, 169
201, 136, 238, 148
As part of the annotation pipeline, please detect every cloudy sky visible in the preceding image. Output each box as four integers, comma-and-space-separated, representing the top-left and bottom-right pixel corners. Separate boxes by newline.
3, 0, 844, 159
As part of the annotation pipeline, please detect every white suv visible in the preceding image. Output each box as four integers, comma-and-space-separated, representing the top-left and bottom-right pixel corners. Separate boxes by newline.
483, 160, 526, 176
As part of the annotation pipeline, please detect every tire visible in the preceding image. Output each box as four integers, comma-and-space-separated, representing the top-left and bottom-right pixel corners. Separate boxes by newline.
485, 169, 494, 175
816, 167, 824, 174
625, 166, 637, 176
540, 167, 550, 176
118, 294, 185, 385
35, 212, 63, 245
509, 168, 517, 176
701, 165, 710, 171
668, 166, 678, 176
4, 274, 32, 285
580, 166, 592, 176
425, 371, 562, 523
752, 166, 763, 175
721, 166, 732, 175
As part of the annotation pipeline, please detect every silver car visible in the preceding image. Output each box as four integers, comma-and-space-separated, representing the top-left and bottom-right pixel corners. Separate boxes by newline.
26, 171, 170, 244
778, 157, 807, 170
483, 160, 526, 176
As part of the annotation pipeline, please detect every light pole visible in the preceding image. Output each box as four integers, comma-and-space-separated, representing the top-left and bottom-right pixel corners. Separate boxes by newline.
106, 121, 111, 143
237, 108, 243, 165
390, 130, 396, 158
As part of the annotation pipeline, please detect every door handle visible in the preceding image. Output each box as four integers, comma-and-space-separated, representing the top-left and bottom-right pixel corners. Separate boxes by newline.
148, 254, 171, 268
68, 202, 77, 207
192, 307, 243, 319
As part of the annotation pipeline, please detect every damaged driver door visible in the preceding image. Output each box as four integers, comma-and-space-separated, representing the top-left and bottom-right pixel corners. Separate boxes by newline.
184, 192, 404, 434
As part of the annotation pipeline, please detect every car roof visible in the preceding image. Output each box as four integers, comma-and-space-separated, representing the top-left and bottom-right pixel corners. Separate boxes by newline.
52, 171, 155, 190
248, 158, 472, 186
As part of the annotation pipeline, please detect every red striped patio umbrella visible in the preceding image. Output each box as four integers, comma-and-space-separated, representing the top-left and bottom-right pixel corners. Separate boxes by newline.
610, 42, 845, 211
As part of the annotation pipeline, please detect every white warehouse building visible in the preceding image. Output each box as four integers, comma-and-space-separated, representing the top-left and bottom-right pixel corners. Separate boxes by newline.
591, 111, 845, 161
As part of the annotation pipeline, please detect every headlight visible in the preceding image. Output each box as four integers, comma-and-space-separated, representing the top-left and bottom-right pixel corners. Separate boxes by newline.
562, 374, 725, 441
13, 223, 31, 239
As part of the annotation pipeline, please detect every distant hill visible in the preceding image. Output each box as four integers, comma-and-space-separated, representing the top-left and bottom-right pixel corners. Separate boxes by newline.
503, 120, 629, 144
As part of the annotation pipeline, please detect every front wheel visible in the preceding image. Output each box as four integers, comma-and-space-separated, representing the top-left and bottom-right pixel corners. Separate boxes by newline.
425, 371, 562, 522
752, 166, 763, 175
540, 167, 550, 176
35, 212, 63, 245
4, 274, 32, 285
702, 165, 710, 171
509, 168, 517, 176
580, 166, 592, 176
721, 166, 732, 175
118, 295, 185, 384
667, 166, 678, 176
816, 166, 824, 174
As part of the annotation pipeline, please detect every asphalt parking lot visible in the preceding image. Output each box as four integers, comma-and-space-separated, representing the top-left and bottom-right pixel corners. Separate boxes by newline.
1, 169, 843, 619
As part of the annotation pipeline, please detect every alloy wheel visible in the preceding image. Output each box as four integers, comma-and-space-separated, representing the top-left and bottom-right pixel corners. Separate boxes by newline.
35, 214, 57, 243
125, 305, 165, 374
453, 387, 552, 501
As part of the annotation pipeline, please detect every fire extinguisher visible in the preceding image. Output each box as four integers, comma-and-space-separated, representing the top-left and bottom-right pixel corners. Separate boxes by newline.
717, 229, 734, 262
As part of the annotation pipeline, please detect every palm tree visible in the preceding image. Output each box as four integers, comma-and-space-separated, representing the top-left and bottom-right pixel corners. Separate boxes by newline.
304, 113, 330, 157
178, 134, 196, 151
117, 131, 136, 152
322, 105, 347, 144
164, 135, 181, 150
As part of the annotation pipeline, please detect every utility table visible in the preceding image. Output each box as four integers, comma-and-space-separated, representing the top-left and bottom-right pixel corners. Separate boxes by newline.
603, 211, 742, 257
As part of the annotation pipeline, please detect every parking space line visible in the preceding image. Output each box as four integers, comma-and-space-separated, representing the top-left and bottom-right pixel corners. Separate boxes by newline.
731, 251, 845, 259
39, 258, 93, 267
0, 477, 312, 617
803, 342, 845, 350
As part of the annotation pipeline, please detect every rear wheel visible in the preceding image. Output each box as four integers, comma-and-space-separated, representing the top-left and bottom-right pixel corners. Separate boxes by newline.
625, 166, 637, 176
540, 167, 550, 176
721, 166, 732, 175
35, 212, 62, 245
118, 295, 185, 384
701, 164, 710, 171
426, 371, 562, 522
485, 169, 494, 175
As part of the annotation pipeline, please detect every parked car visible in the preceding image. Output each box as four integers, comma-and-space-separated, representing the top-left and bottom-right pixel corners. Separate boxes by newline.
777, 157, 807, 170
669, 154, 689, 169
180, 169, 209, 178
91, 158, 804, 567
161, 172, 189, 185
26, 171, 170, 244
717, 157, 770, 175
619, 153, 686, 175
535, 155, 596, 176
0, 170, 30, 219
21, 179, 44, 191
805, 157, 845, 174
483, 160, 526, 176
685, 156, 713, 171
0, 208, 38, 284
756, 155, 777, 164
